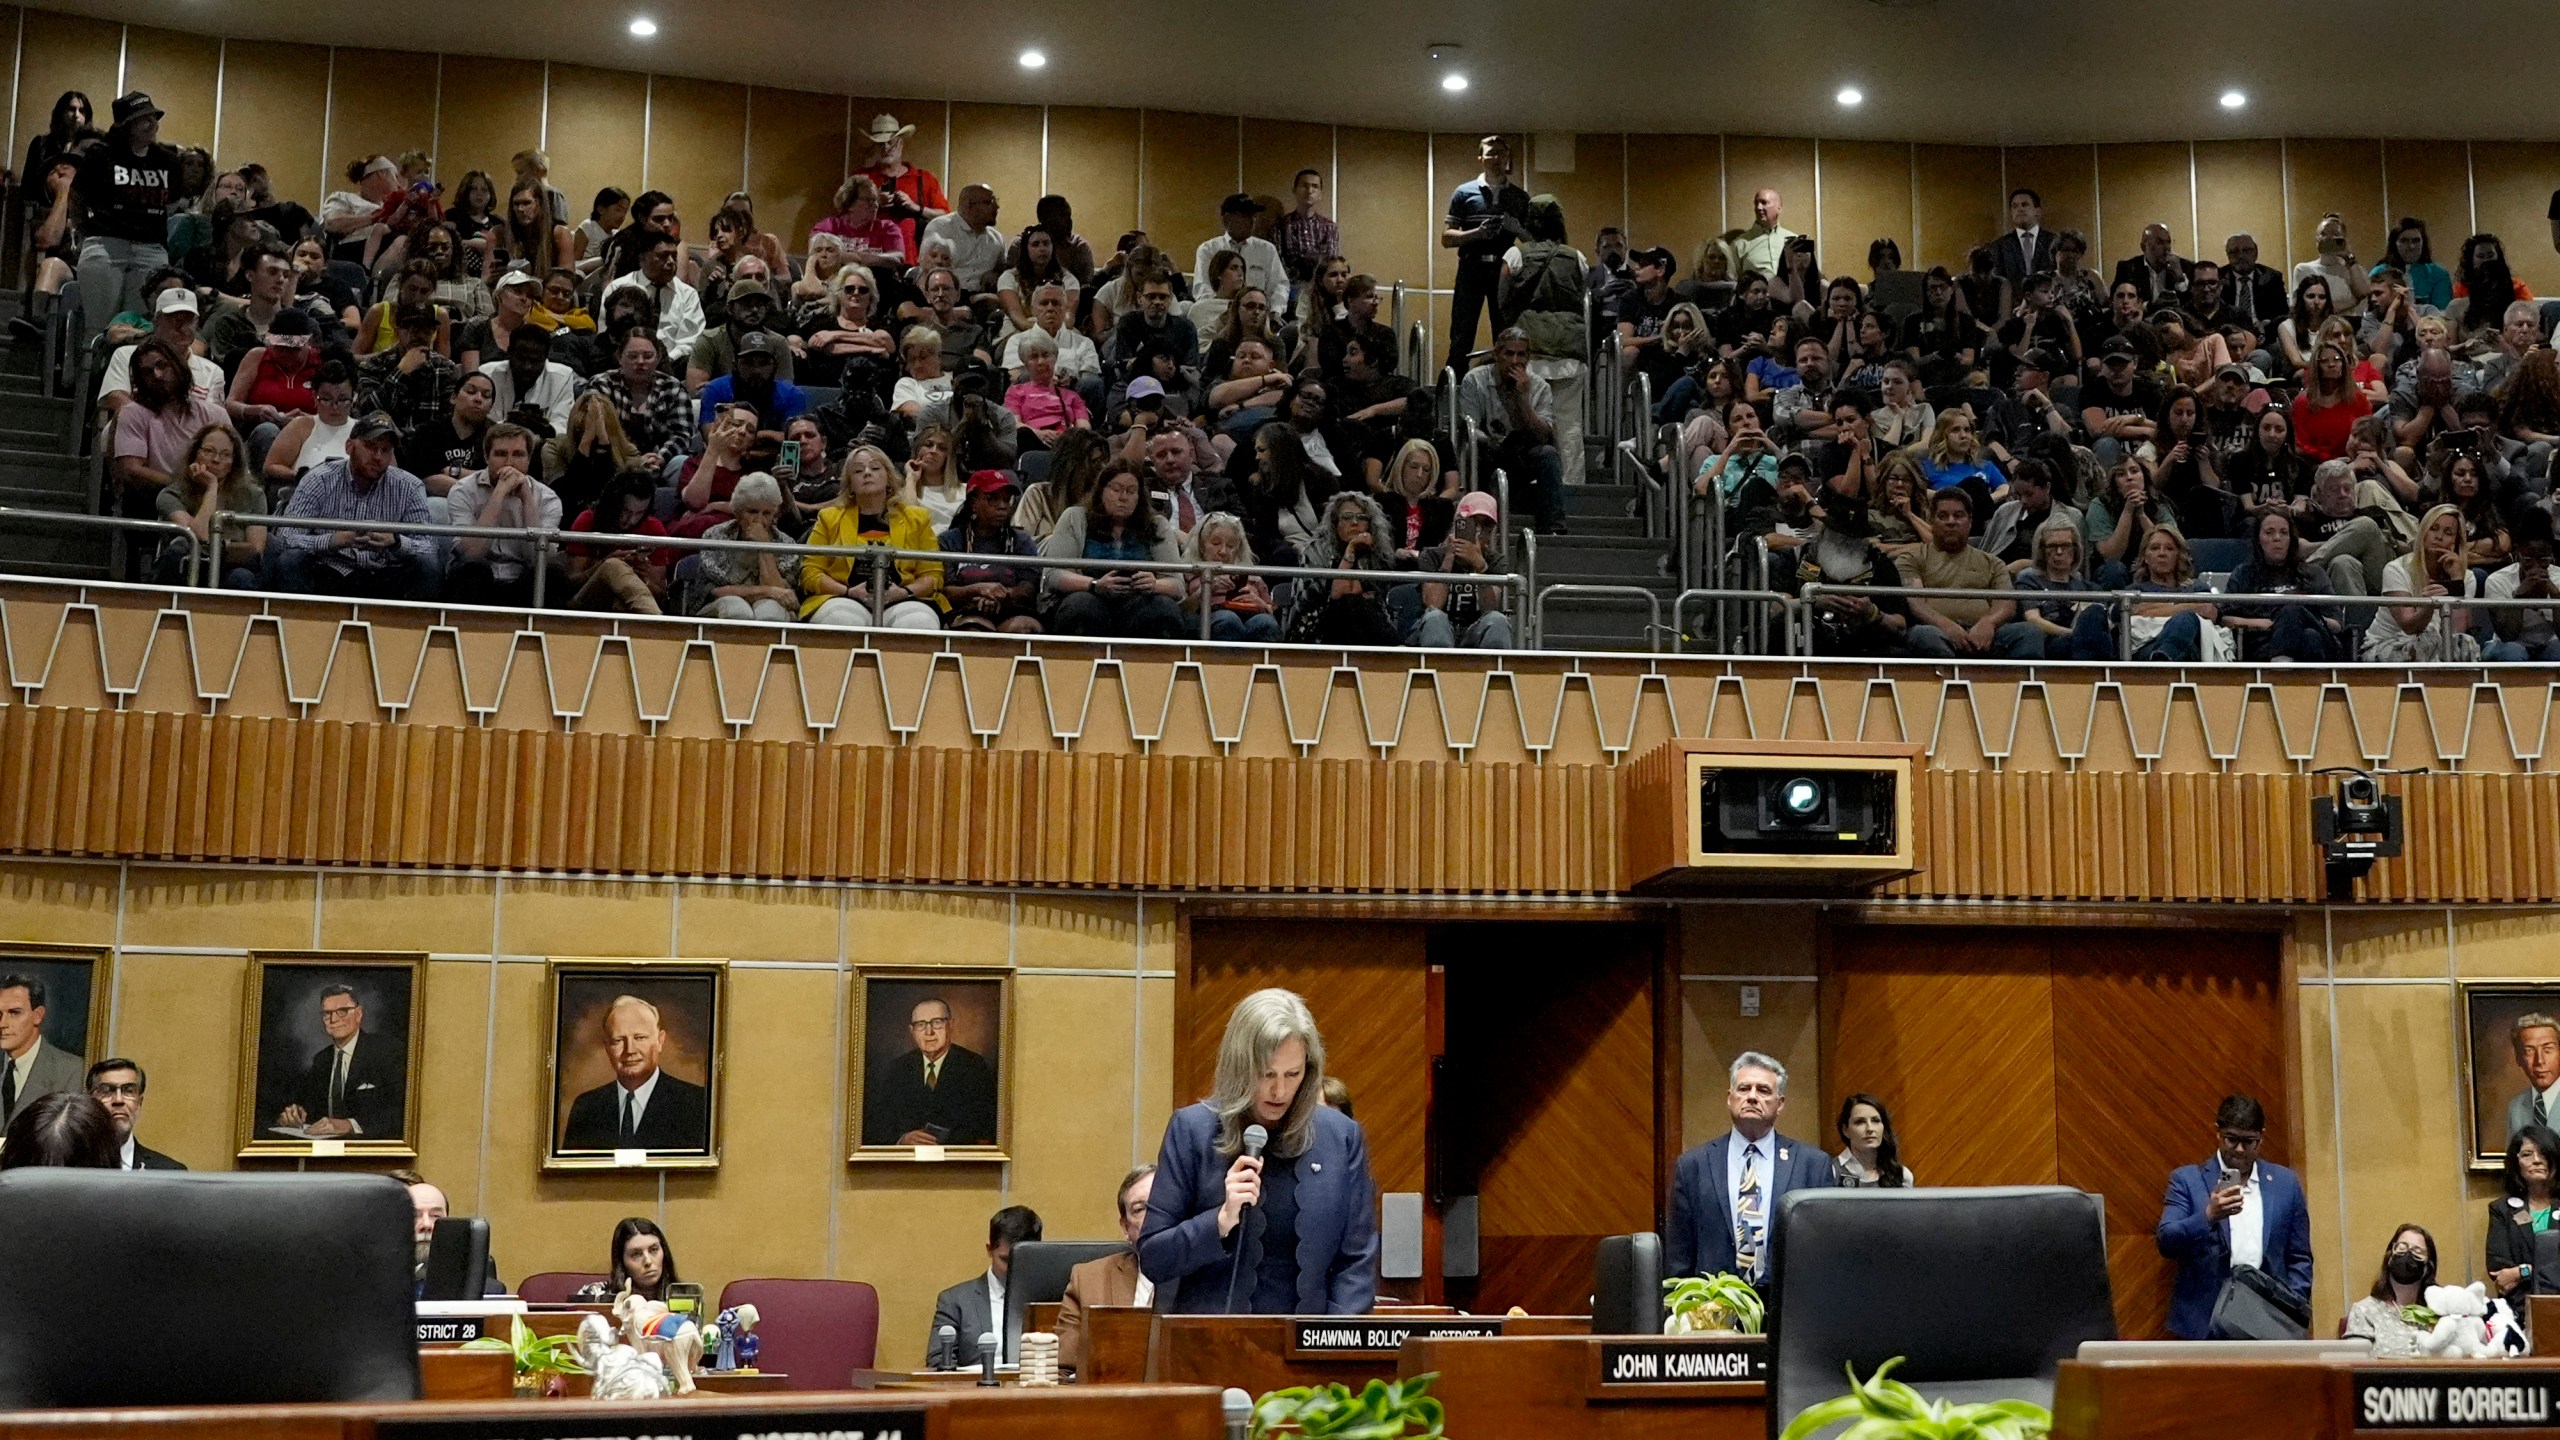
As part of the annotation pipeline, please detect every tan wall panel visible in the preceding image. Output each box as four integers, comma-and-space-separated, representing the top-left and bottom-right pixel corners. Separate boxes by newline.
215, 40, 330, 209
410, 957, 498, 1217
2328, 980, 2469, 1290
1335, 125, 1428, 294
12, 9, 117, 179
2004, 145, 2098, 249
2470, 143, 2560, 297
748, 87, 851, 260
1819, 140, 1914, 279
1624, 134, 1723, 272
2379, 140, 2469, 272
112, 950, 244, 1172
2096, 142, 2194, 267
1140, 110, 1240, 270
433, 57, 548, 203
946, 102, 1043, 245
1004, 973, 1142, 1241
544, 64, 648, 244
2194, 140, 2286, 280
1521, 132, 1627, 255
0, 862, 117, 944
658, 966, 838, 1298
119, 25, 220, 153
1723, 135, 1818, 253
1913, 144, 2003, 273
1242, 119, 1333, 226
325, 49, 440, 182
1679, 904, 1819, 1150
644, 75, 748, 221
2285, 139, 2384, 278
840, 1170, 1003, 1369
1049, 106, 1142, 249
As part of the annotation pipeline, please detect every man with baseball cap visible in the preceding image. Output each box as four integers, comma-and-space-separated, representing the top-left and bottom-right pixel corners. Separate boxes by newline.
265, 412, 443, 601
100, 282, 222, 416
687, 278, 797, 390
1192, 193, 1287, 308
856, 113, 949, 253
696, 331, 808, 435
939, 470, 1042, 634
1409, 492, 1514, 649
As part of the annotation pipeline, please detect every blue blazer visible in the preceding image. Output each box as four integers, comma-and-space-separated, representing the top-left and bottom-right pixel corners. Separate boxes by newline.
2155, 1159, 2314, 1339
1666, 1130, 1835, 1280
1137, 1102, 1378, 1315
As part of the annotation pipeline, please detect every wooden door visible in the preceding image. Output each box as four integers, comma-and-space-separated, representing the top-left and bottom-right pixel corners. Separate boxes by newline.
1820, 924, 2284, 1338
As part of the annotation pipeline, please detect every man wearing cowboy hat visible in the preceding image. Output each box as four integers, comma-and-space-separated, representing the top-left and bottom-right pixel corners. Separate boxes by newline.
857, 113, 949, 253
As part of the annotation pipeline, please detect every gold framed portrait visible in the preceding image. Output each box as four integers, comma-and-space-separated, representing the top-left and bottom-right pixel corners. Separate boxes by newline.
847, 966, 1013, 1163
2461, 982, 2560, 1172
544, 958, 726, 1172
236, 952, 426, 1160
0, 945, 115, 1119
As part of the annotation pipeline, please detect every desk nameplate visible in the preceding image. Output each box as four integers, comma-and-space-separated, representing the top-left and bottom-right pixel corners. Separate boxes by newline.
1585, 1336, 1768, 1400
377, 1404, 934, 1440
2355, 1370, 2559, 1431
414, 1316, 488, 1345
1287, 1317, 1503, 1357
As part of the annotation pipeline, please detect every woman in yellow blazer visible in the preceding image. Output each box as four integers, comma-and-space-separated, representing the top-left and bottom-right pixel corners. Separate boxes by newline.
799, 443, 946, 628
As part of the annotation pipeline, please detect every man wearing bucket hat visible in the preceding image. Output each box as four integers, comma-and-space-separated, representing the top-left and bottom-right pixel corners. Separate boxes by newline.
856, 112, 949, 253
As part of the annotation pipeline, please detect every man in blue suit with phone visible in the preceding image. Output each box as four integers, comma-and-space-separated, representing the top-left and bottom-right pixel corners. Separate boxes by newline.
1667, 1052, 1835, 1290
2156, 1094, 2314, 1338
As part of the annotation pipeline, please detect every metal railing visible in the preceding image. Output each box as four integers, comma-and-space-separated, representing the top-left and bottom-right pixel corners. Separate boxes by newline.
0, 506, 199, 580
212, 512, 1533, 646
1533, 583, 1667, 651
1670, 588, 1804, 656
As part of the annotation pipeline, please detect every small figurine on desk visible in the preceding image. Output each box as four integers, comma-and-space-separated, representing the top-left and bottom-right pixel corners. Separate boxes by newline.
575, 1312, 673, 1400
709, 1303, 763, 1371
614, 1283, 705, 1394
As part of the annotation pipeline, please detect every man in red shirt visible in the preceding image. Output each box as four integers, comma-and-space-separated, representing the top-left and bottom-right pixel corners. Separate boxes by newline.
857, 113, 949, 254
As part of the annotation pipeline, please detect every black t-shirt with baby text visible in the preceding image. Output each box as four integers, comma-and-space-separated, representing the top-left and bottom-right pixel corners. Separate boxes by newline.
75, 140, 179, 244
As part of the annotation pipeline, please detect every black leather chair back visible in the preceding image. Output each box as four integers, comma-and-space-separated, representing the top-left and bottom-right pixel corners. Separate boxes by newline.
1767, 1186, 2114, 1438
0, 1170, 421, 1406
422, 1215, 491, 1301
1593, 1231, 1664, 1334
1002, 1240, 1130, 1352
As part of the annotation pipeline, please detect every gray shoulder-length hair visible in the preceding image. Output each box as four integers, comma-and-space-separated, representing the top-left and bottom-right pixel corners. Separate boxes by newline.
1208, 987, 1328, 1159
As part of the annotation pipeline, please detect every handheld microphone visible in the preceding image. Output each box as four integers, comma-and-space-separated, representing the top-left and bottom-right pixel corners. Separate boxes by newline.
1226, 1123, 1273, 1313
933, 1323, 957, 1370
977, 1330, 1000, 1386
1243, 1123, 1269, 1160
1223, 1386, 1253, 1440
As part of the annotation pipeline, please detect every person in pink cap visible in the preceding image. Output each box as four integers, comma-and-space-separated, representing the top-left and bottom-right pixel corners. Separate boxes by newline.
1409, 492, 1514, 649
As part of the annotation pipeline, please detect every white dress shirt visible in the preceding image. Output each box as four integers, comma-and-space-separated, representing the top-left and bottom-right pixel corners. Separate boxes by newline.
602, 271, 706, 362
615, 1068, 664, 1137
920, 214, 1006, 293
1192, 234, 1288, 302
477, 359, 580, 435
2224, 1159, 2265, 1271
119, 1135, 138, 1169
986, 1267, 1009, 1361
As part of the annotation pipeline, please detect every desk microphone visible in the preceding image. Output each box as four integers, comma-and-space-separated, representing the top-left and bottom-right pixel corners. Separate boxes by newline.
1223, 1386, 1253, 1440
933, 1323, 957, 1370
1224, 1124, 1271, 1313
976, 1330, 1000, 1386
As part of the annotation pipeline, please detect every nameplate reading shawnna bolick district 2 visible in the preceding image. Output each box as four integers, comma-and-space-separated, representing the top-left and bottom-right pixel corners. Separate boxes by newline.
2356, 1371, 2558, 1430
1288, 1317, 1505, 1355
375, 1406, 931, 1440
1588, 1337, 1769, 1397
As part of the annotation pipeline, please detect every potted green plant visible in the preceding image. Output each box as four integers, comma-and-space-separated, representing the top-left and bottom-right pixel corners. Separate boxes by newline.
1250, 1373, 1444, 1439
1779, 1357, 2051, 1440
1663, 1273, 1765, 1335
461, 1315, 592, 1398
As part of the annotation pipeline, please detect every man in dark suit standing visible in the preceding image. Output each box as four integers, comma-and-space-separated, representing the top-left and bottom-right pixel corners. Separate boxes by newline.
560, 994, 712, 1152
928, 1205, 1042, 1368
277, 983, 405, 1139
87, 1058, 183, 1170
2157, 1094, 2314, 1339
863, 996, 999, 1147
1993, 188, 2055, 286
1666, 1052, 1834, 1292
2111, 221, 2192, 303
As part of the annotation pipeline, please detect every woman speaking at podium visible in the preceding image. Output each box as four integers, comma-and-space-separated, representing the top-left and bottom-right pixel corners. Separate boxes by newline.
1139, 988, 1378, 1314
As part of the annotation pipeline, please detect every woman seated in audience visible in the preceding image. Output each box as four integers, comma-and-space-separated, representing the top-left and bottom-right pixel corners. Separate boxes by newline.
696, 205, 759, 322
938, 469, 1043, 634
1003, 331, 1092, 446
799, 443, 945, 630
672, 405, 759, 539
2384, 218, 2452, 312
2219, 509, 2346, 663
355, 261, 452, 358
1014, 428, 1108, 540
891, 327, 951, 424
2016, 522, 2106, 656
571, 1219, 683, 1305
543, 392, 634, 522
419, 223, 493, 325
1899, 267, 1977, 386
2428, 444, 2511, 569
226, 309, 325, 458
2344, 1224, 2440, 1358
899, 424, 966, 528
799, 270, 898, 390
1040, 460, 1186, 638
996, 226, 1078, 331
1284, 491, 1407, 647
502, 179, 573, 283
2081, 453, 2180, 586
811, 177, 907, 270
2489, 1124, 2560, 1305
1832, 1093, 1911, 1188
0, 1090, 118, 1169
793, 234, 849, 309
586, 330, 690, 469
2365, 503, 2488, 661
1871, 359, 1935, 451
1184, 512, 1280, 643
1714, 273, 1784, 358
2229, 404, 2307, 524
2500, 350, 2560, 480
457, 270, 541, 373
290, 236, 362, 334
1087, 240, 1169, 336
157, 424, 263, 588
2155, 310, 2232, 392
261, 355, 357, 489
445, 170, 502, 278
2449, 233, 2528, 342
564, 468, 670, 614
2293, 329, 2372, 465
2138, 385, 2234, 539
690, 472, 800, 624
1958, 244, 2011, 336
2056, 526, 2220, 661
1769, 237, 1822, 319
1376, 438, 1455, 561
1200, 290, 1286, 387
2279, 277, 2335, 377
1190, 250, 1246, 341
1743, 316, 1800, 400
1239, 423, 1326, 567
1869, 453, 1931, 553
396, 370, 495, 496
573, 187, 630, 275
719, 191, 792, 279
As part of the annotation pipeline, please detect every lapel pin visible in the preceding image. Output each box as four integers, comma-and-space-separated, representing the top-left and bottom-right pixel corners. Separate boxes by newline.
1312, 1162, 1323, 1173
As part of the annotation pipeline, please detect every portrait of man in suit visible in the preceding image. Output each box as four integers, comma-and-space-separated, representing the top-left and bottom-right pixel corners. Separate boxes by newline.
0, 972, 86, 1123
2464, 986, 2560, 1170
241, 954, 422, 1157
859, 981, 1003, 1150
560, 993, 714, 1154
276, 983, 406, 1139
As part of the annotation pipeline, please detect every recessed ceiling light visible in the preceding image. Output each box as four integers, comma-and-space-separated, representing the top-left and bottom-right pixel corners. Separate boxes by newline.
627, 16, 656, 37
1836, 86, 1864, 108
2220, 89, 2247, 110
1442, 73, 1469, 93
1018, 49, 1047, 69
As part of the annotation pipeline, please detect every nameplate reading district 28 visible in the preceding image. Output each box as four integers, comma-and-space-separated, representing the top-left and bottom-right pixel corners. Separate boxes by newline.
1288, 1317, 1505, 1354
1595, 1338, 1768, 1387
377, 1407, 932, 1440
414, 1316, 486, 1344
2356, 1371, 2557, 1430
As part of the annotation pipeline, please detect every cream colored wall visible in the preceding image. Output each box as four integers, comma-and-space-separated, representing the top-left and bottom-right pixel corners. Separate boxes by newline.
0, 857, 1173, 1372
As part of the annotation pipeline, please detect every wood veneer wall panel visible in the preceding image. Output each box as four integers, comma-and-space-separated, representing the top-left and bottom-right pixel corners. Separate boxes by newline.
1818, 140, 1914, 280
325, 48, 439, 184
2471, 143, 2560, 297
945, 101, 1042, 239
214, 40, 330, 208
11, 9, 116, 178
745, 87, 848, 253
2194, 140, 2287, 277
1335, 126, 1429, 299
543, 64, 648, 240
2096, 142, 2194, 267
118, 25, 219, 152
1139, 109, 1237, 265
1913, 143, 2003, 274
434, 58, 550, 205
644, 74, 748, 219
2285, 139, 2385, 277
1049, 106, 1141, 247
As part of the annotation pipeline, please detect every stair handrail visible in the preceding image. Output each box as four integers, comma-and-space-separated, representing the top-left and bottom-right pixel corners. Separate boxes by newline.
0, 506, 197, 583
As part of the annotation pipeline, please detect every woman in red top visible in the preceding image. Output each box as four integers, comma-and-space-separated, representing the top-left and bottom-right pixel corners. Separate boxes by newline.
567, 467, 672, 614
226, 307, 323, 442
2293, 329, 2371, 464
671, 403, 759, 538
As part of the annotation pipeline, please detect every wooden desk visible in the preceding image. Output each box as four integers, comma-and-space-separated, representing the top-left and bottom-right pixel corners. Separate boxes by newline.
416, 1349, 513, 1401
2056, 1354, 2560, 1439
0, 1382, 1225, 1440
2534, 1294, 2560, 1355
1150, 1313, 1592, 1394
1028, 1300, 1062, 1335
1078, 1305, 1156, 1385
1399, 1334, 1765, 1440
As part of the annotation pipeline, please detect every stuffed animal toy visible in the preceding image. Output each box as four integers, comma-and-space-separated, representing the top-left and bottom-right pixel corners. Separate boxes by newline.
613, 1286, 705, 1394
2414, 1283, 2499, 1359
575, 1312, 672, 1399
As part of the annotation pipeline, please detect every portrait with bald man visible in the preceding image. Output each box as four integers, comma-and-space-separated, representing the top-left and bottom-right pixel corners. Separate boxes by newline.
547, 963, 722, 1165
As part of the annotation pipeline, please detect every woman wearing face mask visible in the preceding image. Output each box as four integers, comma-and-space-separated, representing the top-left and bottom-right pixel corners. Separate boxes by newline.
2344, 1224, 2442, 1358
